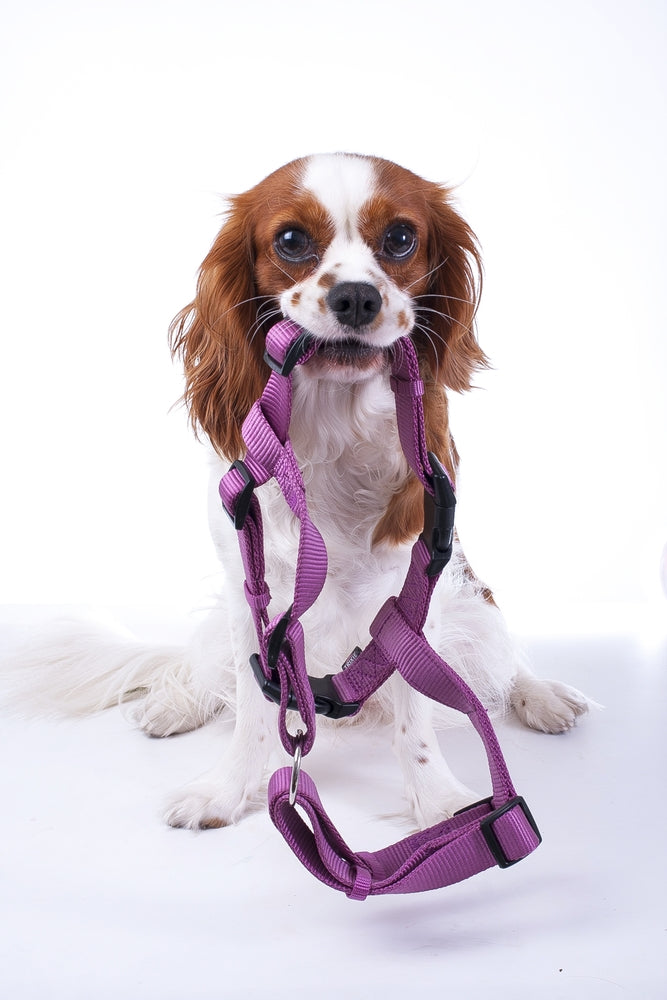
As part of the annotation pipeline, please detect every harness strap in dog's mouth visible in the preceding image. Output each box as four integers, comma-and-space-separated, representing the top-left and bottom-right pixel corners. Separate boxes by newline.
218, 319, 541, 898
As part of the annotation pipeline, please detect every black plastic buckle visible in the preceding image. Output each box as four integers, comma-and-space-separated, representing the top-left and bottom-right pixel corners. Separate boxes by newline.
249, 652, 360, 720
225, 460, 256, 530
421, 452, 456, 577
263, 332, 314, 377
480, 796, 542, 869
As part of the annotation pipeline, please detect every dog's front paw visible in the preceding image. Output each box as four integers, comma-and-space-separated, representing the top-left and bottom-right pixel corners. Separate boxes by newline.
404, 759, 479, 830
164, 778, 264, 830
512, 676, 590, 734
409, 787, 479, 830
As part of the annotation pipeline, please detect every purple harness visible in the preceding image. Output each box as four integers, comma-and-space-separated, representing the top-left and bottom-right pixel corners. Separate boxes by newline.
219, 319, 541, 900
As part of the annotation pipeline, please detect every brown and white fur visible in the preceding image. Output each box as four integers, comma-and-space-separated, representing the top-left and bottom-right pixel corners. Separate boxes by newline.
4, 154, 588, 829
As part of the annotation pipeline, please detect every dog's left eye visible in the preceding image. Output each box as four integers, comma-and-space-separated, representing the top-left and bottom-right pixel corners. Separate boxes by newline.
382, 224, 417, 259
274, 229, 314, 262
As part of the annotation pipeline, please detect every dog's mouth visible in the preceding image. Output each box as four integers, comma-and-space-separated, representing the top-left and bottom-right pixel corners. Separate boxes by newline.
313, 337, 389, 370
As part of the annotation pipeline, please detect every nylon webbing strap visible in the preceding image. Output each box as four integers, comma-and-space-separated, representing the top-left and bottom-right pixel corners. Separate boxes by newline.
218, 320, 541, 898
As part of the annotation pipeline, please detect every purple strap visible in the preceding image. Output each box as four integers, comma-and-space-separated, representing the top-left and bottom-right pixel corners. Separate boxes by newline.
219, 320, 541, 897
269, 770, 540, 899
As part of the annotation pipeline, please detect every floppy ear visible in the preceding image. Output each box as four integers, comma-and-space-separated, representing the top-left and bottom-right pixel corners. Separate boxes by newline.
371, 371, 460, 548
169, 194, 269, 460
374, 190, 484, 549
414, 188, 487, 392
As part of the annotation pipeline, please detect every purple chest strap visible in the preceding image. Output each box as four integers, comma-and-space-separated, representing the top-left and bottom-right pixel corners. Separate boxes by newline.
219, 320, 541, 899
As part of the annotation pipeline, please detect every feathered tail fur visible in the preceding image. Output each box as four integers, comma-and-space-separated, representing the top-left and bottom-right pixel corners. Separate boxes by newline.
0, 616, 217, 736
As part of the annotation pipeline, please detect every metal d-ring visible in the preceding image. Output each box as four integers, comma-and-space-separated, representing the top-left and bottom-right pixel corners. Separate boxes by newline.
289, 729, 304, 807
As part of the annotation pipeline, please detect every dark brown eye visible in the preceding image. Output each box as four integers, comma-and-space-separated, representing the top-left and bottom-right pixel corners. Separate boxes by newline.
274, 229, 314, 262
382, 224, 417, 259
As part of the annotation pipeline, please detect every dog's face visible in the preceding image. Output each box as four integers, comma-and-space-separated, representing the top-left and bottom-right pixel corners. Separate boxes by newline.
252, 155, 436, 383
170, 153, 486, 459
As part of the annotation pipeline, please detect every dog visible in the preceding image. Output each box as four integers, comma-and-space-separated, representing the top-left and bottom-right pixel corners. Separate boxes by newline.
4, 153, 589, 830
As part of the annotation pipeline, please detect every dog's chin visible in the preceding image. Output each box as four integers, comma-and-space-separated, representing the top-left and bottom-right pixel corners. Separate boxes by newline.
303, 338, 391, 382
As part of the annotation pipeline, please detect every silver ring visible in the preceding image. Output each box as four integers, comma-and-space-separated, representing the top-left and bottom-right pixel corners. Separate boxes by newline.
289, 729, 304, 806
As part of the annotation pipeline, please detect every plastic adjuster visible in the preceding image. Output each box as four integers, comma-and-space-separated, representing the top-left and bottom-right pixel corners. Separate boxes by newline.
421, 452, 456, 577
225, 460, 256, 530
480, 796, 542, 869
263, 332, 314, 377
266, 608, 293, 670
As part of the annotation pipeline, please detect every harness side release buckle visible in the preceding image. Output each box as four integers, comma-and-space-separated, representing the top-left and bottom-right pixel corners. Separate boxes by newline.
249, 653, 360, 720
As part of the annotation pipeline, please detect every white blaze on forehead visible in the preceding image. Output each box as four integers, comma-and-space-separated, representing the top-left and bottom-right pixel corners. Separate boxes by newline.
302, 154, 375, 233
282, 153, 415, 350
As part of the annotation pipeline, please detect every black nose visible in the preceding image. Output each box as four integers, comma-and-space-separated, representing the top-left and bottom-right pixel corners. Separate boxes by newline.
326, 282, 382, 328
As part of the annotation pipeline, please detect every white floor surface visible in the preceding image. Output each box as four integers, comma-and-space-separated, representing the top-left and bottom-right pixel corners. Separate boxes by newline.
1, 606, 665, 999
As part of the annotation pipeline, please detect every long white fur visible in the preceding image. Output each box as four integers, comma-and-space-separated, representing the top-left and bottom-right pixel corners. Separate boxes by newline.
1, 154, 589, 830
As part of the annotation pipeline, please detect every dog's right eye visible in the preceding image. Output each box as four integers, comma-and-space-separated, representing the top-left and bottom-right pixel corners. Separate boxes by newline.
382, 223, 417, 260
274, 229, 314, 262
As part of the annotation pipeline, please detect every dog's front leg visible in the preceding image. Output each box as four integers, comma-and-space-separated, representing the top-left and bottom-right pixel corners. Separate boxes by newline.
164, 617, 279, 830
389, 672, 478, 828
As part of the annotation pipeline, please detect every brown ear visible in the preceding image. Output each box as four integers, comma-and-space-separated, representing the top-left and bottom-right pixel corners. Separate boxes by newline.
371, 369, 460, 548
374, 190, 481, 550
169, 194, 270, 459
413, 188, 488, 392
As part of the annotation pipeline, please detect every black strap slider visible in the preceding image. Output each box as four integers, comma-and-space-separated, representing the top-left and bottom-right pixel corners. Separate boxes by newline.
480, 796, 542, 868
225, 460, 256, 530
266, 607, 293, 670
421, 452, 456, 577
263, 332, 314, 377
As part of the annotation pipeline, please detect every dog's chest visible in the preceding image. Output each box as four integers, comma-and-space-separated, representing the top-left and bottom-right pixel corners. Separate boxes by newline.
258, 460, 413, 671
258, 437, 412, 610
212, 375, 416, 641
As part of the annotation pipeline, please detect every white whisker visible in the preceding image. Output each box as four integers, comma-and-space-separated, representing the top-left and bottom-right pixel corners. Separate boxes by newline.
416, 292, 475, 308
208, 295, 274, 335
411, 322, 442, 381
416, 305, 470, 334
405, 257, 451, 291
267, 252, 298, 286
247, 303, 282, 345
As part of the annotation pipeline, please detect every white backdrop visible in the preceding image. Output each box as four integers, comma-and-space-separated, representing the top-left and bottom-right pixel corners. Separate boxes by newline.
1, 0, 665, 632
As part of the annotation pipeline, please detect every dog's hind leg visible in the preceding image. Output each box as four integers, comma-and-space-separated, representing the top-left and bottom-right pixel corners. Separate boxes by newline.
129, 608, 232, 737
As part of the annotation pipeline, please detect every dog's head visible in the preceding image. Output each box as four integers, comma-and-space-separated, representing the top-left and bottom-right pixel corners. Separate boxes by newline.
171, 153, 486, 460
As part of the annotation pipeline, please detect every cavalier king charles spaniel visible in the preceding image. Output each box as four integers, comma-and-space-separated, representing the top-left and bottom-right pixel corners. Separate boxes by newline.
6, 153, 589, 830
